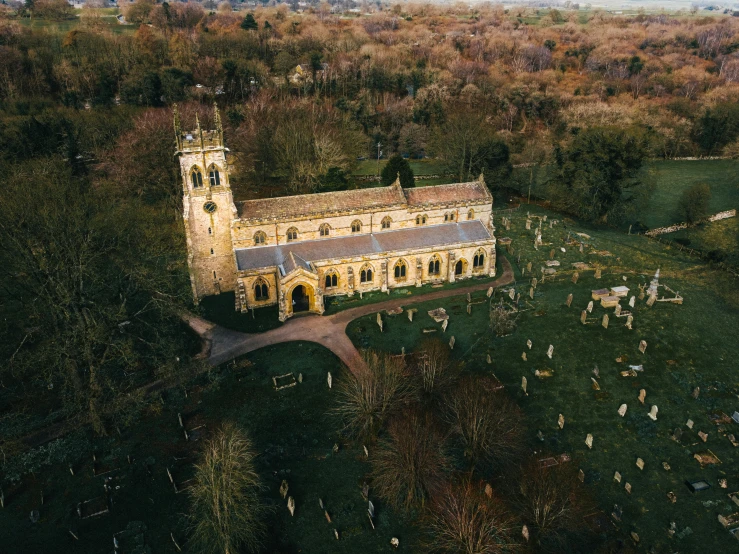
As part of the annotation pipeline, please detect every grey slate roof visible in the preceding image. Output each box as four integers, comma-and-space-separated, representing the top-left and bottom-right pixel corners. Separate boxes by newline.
235, 220, 493, 272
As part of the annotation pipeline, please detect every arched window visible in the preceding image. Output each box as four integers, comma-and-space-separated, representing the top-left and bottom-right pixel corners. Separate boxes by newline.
444, 212, 455, 222
381, 216, 392, 230
428, 256, 441, 276
191, 167, 203, 188
254, 278, 269, 300
319, 223, 331, 237
351, 220, 362, 233
394, 260, 407, 280
325, 270, 338, 288
416, 214, 428, 226
467, 209, 475, 220
287, 227, 298, 242
208, 165, 221, 187
473, 250, 486, 269
360, 264, 374, 283
254, 231, 266, 245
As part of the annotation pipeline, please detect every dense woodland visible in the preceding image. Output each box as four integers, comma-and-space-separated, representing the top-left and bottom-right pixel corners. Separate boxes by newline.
1, 3, 739, 543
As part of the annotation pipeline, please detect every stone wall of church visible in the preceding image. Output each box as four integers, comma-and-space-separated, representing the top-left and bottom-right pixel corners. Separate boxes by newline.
231, 202, 493, 249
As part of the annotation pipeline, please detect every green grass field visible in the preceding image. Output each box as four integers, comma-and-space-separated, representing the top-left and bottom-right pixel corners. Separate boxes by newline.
347, 204, 739, 552
0, 342, 417, 553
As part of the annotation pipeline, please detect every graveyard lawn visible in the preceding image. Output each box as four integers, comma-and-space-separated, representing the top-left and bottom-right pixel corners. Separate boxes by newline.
0, 342, 418, 554
346, 204, 739, 553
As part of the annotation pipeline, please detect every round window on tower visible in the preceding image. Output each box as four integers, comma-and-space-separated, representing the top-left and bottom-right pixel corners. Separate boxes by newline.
203, 201, 217, 214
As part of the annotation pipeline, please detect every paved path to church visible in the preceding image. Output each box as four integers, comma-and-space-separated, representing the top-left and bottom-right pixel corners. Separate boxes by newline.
205, 256, 514, 374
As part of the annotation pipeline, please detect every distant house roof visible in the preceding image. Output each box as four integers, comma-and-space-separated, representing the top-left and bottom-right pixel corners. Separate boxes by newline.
235, 220, 493, 272
236, 179, 490, 222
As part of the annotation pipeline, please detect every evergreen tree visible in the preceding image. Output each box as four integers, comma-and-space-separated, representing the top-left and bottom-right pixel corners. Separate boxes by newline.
381, 155, 415, 188
241, 13, 258, 30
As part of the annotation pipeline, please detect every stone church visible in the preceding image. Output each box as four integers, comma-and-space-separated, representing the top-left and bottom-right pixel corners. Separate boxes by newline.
176, 107, 497, 321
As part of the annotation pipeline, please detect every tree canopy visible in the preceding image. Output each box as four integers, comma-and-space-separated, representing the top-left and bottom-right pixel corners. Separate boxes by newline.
381, 155, 415, 187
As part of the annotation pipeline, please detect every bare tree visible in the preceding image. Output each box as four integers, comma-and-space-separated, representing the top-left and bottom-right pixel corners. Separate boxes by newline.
416, 338, 460, 403
370, 410, 450, 513
511, 460, 593, 552
189, 423, 265, 554
425, 480, 517, 554
489, 299, 518, 337
445, 377, 526, 471
333, 350, 410, 441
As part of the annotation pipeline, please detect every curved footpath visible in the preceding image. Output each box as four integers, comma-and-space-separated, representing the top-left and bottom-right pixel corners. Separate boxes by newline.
202, 256, 514, 374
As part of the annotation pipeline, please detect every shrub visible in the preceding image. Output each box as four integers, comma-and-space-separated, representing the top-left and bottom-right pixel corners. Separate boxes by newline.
677, 182, 711, 224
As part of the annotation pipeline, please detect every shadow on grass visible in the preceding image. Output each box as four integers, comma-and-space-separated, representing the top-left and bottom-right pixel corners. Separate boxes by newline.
198, 292, 283, 333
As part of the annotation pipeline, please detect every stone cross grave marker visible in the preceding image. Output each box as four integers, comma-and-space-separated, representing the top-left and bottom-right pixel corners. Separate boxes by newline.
602, 315, 609, 329
648, 405, 658, 421
547, 345, 554, 359
629, 296, 635, 308
521, 376, 527, 394
585, 434, 593, 449
572, 272, 579, 284
566, 293, 573, 307
639, 340, 647, 354
558, 414, 565, 429
618, 404, 627, 417
587, 301, 594, 313
580, 310, 587, 325
636, 458, 645, 470
638, 389, 646, 404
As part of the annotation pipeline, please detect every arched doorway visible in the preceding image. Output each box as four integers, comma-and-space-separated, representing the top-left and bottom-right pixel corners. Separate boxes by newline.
291, 285, 310, 313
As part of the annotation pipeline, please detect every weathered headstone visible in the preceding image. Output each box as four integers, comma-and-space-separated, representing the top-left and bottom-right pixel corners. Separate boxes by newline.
580, 310, 587, 324
636, 458, 645, 470
467, 304, 471, 315
686, 419, 694, 429
624, 482, 632, 494
648, 405, 658, 421
521, 376, 528, 394
614, 304, 622, 316
692, 386, 700, 399
527, 339, 532, 350
585, 434, 593, 449
629, 296, 636, 308
638, 340, 647, 354
377, 313, 383, 332
595, 268, 602, 279
449, 336, 455, 349
527, 262, 532, 273
579, 243, 584, 253
618, 404, 627, 417
529, 287, 534, 300
591, 377, 600, 391
280, 480, 289, 499
408, 310, 413, 322
467, 292, 471, 303
441, 319, 448, 332
327, 372, 332, 389
614, 471, 622, 483
698, 431, 708, 442
587, 301, 593, 313
287, 496, 295, 516
521, 352, 527, 361
526, 219, 532, 230
646, 295, 656, 307
602, 314, 609, 329
486, 354, 491, 364
566, 293, 573, 307
487, 287, 493, 298
547, 344, 554, 359
522, 525, 530, 541
578, 469, 585, 483
638, 389, 646, 404
625, 315, 633, 330
558, 414, 565, 429
550, 249, 555, 260
532, 277, 538, 288
509, 288, 515, 300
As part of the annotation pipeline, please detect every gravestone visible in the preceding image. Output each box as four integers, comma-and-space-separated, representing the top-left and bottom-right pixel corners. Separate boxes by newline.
327, 372, 332, 389
547, 345, 554, 359
509, 289, 515, 300
580, 243, 584, 253
487, 287, 493, 298
522, 525, 530, 541
526, 219, 531, 230
521, 377, 527, 394
595, 268, 602, 279
692, 387, 700, 399
486, 354, 491, 364
614, 304, 622, 316
587, 301, 593, 313
646, 295, 656, 307
614, 471, 622, 483
521, 267, 525, 276
591, 378, 600, 391
537, 430, 544, 441
625, 315, 633, 330
527, 262, 532, 272
578, 469, 585, 483
467, 304, 471, 315
648, 405, 658, 421
663, 462, 671, 471
408, 310, 413, 322
527, 339, 532, 350
624, 482, 632, 494
280, 480, 289, 499
449, 336, 455, 349
698, 431, 708, 442
638, 340, 647, 354
732, 412, 739, 424
287, 496, 295, 516
364, 445, 369, 458
581, 310, 587, 324
529, 287, 534, 300
522, 352, 527, 361
441, 319, 448, 332
638, 389, 646, 404
585, 434, 593, 449
467, 292, 471, 303
629, 296, 635, 308
566, 293, 573, 307
377, 313, 383, 332
672, 428, 682, 441
602, 315, 609, 329
550, 249, 555, 260
686, 419, 694, 429
572, 272, 579, 284
532, 277, 538, 288
618, 404, 627, 417
593, 365, 600, 378
558, 414, 565, 429
636, 458, 645, 470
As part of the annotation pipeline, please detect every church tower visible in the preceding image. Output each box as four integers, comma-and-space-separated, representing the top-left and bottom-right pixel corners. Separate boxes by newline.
175, 104, 237, 301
